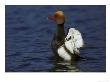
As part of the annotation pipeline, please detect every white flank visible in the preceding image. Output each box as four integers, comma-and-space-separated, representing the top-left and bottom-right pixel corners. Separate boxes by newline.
57, 46, 71, 61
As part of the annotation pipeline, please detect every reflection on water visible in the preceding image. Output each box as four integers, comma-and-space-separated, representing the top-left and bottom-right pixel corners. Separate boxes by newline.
50, 55, 91, 72
51, 61, 79, 72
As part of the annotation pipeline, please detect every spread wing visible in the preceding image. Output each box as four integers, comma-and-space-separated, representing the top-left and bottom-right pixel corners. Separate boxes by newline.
73, 29, 84, 48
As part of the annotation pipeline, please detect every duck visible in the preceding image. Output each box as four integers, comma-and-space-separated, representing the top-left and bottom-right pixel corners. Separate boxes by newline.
48, 11, 84, 63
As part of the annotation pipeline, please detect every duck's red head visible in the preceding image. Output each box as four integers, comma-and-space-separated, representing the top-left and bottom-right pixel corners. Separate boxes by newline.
48, 11, 65, 24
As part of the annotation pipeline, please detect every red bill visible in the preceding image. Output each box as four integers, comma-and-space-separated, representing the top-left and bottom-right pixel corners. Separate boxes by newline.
47, 16, 55, 21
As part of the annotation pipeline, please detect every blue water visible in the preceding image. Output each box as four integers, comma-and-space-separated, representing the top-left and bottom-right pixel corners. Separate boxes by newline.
5, 5, 106, 72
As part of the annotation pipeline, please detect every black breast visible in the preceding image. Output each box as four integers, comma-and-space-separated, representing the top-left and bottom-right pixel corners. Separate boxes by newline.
51, 24, 65, 60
